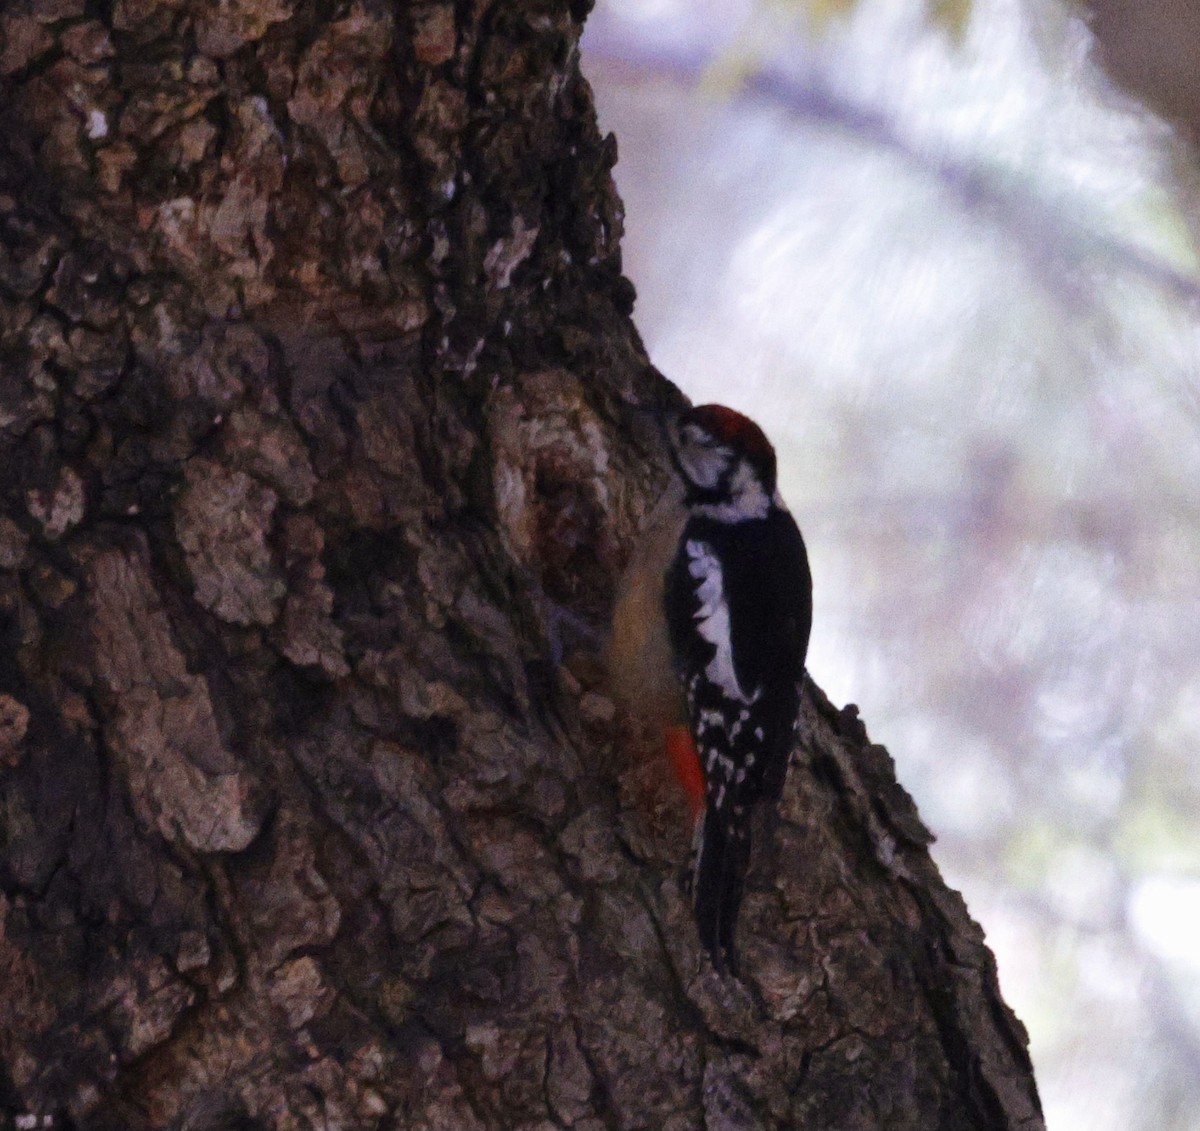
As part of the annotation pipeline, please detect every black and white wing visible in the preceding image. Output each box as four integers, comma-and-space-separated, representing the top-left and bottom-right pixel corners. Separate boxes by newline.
665, 510, 811, 973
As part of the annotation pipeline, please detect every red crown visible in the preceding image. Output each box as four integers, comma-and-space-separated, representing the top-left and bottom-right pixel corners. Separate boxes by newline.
685, 404, 774, 465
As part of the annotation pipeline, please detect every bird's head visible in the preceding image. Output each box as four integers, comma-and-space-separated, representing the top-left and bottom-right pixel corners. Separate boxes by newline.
667, 404, 778, 520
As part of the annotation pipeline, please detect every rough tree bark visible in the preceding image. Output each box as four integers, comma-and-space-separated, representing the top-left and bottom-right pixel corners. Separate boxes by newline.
0, 2, 1043, 1128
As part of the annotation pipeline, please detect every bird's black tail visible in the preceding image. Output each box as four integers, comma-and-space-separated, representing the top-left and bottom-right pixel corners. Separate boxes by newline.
690, 809, 753, 976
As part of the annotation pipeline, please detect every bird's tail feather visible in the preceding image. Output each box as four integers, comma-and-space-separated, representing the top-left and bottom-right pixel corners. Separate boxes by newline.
690, 809, 752, 976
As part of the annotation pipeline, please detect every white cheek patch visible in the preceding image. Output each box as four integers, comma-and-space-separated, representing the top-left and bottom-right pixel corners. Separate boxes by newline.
685, 539, 757, 704
677, 442, 729, 490
692, 459, 771, 523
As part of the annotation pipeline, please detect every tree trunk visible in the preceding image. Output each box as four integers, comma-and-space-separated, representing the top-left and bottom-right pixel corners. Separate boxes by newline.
0, 2, 1043, 1128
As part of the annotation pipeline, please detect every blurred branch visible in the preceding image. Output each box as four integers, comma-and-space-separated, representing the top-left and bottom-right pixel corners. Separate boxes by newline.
1080, 0, 1200, 143
584, 34, 1200, 308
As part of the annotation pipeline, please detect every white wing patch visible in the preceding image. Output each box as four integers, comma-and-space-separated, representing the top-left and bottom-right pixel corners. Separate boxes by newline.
685, 539, 757, 704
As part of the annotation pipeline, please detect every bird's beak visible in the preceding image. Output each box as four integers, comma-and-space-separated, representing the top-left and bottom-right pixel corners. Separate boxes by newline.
617, 395, 688, 481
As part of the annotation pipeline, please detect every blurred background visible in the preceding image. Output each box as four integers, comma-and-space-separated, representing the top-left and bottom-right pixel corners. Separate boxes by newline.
581, 1, 1200, 1128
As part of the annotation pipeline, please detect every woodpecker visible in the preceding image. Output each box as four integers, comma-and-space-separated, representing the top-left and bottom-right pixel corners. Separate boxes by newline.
610, 404, 812, 975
